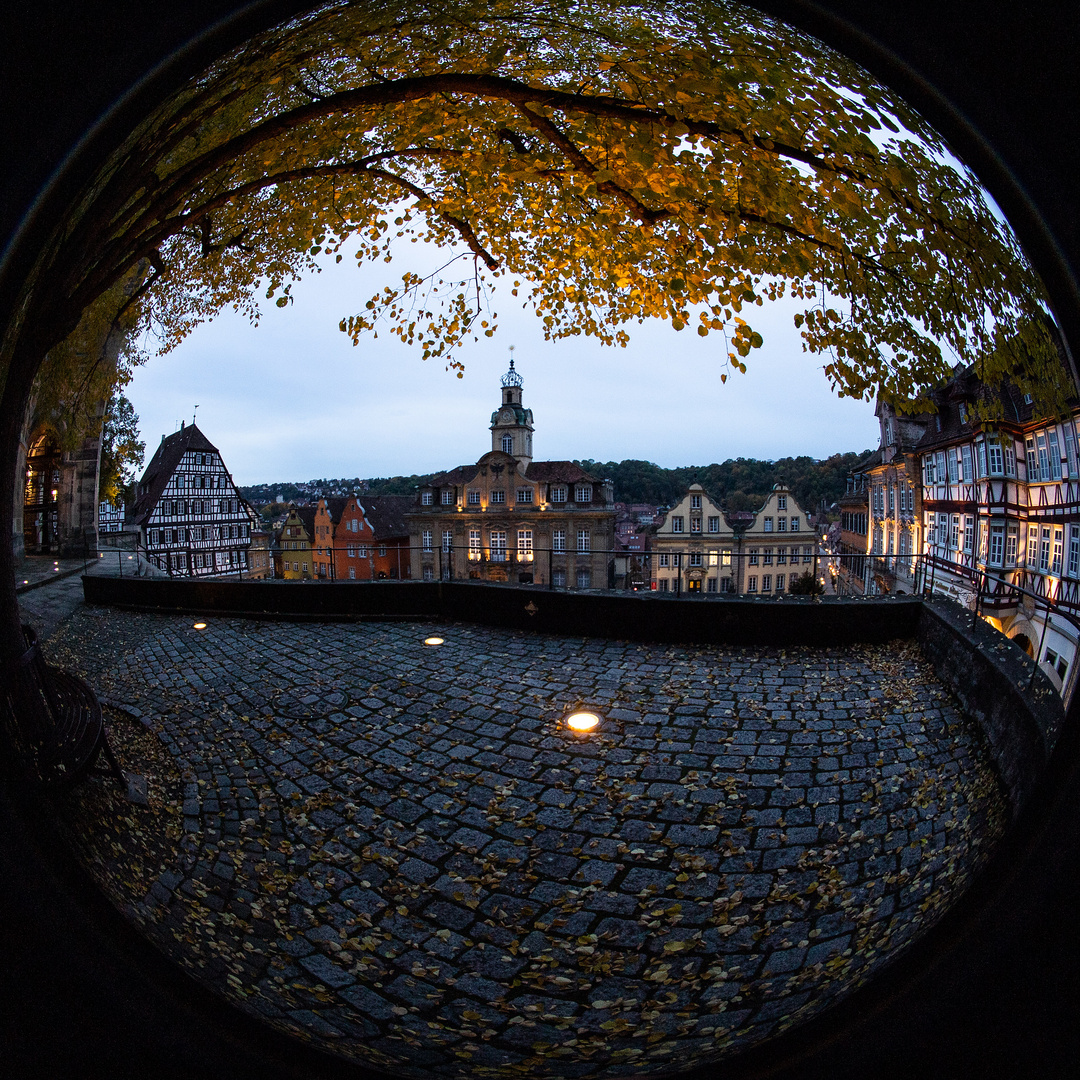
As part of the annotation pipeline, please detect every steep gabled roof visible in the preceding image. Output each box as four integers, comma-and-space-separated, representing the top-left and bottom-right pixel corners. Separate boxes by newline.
362, 495, 411, 538
319, 497, 348, 525
293, 506, 317, 537
130, 422, 219, 527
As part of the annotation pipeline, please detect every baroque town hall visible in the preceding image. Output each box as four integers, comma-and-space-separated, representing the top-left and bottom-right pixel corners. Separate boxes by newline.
408, 359, 615, 588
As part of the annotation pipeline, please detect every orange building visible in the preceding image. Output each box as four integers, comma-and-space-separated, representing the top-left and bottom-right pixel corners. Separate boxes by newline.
311, 495, 412, 580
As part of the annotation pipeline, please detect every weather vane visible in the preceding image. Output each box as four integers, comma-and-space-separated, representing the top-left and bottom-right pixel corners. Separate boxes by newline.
193, 404, 199, 425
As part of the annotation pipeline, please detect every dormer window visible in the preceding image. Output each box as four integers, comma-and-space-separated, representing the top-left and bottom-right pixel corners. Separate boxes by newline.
441, 489, 454, 505
421, 491, 433, 505
551, 485, 567, 503
575, 484, 593, 503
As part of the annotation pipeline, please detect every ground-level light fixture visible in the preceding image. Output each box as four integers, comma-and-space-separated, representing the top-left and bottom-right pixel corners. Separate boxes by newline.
424, 636, 445, 646
565, 710, 601, 733
193, 622, 207, 630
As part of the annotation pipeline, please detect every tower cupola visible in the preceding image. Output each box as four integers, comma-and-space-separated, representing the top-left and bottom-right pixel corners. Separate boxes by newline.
490, 354, 534, 471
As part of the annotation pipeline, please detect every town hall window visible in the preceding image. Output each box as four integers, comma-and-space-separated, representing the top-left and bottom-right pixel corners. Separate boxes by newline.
502, 434, 513, 454
516, 488, 533, 503
552, 529, 566, 553
690, 494, 702, 509
490, 489, 506, 504
441, 489, 454, 505
467, 489, 481, 505
575, 484, 592, 503
671, 516, 684, 533
708, 516, 719, 533
421, 491, 433, 505
551, 485, 567, 503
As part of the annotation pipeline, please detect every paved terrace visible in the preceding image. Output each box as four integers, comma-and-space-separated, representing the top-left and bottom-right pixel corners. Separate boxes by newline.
43, 608, 1006, 1079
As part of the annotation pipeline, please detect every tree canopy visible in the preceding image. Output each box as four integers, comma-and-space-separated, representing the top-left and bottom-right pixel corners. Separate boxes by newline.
98, 393, 146, 507
6, 0, 1068, 422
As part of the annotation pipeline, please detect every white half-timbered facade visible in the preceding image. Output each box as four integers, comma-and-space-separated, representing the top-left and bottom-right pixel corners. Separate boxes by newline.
915, 366, 1080, 697
129, 422, 256, 577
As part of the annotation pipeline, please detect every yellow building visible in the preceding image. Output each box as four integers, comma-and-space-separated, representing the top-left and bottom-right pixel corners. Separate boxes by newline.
408, 359, 616, 588
273, 506, 315, 580
737, 484, 818, 595
651, 484, 737, 594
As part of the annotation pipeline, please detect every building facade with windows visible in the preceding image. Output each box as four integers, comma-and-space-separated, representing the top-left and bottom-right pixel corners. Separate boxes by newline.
312, 495, 412, 580
914, 366, 1080, 696
651, 484, 737, 593
273, 506, 316, 580
408, 360, 615, 587
736, 484, 817, 595
129, 422, 255, 577
863, 399, 930, 594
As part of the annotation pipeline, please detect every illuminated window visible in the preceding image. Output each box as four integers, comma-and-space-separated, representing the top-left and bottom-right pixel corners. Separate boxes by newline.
490, 530, 507, 560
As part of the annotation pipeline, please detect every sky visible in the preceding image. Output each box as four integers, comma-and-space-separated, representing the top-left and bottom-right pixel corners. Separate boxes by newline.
127, 250, 880, 487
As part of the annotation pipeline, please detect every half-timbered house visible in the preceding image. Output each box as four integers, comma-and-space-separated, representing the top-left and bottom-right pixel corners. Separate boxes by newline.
916, 366, 1080, 696
129, 422, 254, 577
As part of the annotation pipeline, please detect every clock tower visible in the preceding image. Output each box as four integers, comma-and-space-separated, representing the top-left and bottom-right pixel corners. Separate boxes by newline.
490, 355, 534, 471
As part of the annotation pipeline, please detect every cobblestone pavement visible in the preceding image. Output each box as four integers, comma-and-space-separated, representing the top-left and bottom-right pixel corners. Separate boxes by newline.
48, 610, 1007, 1078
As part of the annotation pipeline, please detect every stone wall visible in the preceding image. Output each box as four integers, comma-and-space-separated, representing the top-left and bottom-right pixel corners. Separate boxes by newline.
916, 597, 1064, 815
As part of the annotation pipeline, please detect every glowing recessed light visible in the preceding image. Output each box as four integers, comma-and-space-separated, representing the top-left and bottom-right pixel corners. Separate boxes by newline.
566, 711, 600, 732
424, 636, 445, 646
193, 622, 207, 630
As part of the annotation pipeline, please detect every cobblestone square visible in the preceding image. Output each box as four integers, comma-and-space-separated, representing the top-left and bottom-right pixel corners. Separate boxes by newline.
48, 610, 1006, 1078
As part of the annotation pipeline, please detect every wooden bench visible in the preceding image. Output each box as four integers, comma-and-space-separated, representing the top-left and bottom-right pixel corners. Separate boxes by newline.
3, 624, 126, 790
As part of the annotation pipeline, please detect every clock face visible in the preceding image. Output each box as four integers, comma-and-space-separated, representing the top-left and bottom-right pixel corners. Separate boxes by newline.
499, 408, 514, 423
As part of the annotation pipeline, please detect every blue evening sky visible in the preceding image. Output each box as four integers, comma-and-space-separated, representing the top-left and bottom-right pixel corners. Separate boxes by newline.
127, 250, 879, 486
